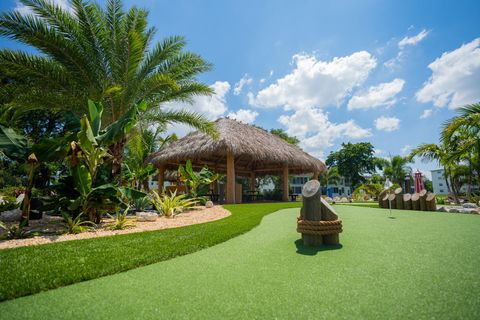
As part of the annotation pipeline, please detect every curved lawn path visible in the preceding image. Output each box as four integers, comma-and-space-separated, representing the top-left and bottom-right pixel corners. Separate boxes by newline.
1, 206, 480, 319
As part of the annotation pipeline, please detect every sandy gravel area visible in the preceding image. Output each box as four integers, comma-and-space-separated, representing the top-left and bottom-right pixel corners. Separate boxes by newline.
0, 206, 230, 250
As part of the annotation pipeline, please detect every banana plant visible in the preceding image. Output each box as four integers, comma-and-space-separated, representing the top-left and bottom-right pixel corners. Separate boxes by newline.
64, 100, 147, 223
178, 160, 223, 198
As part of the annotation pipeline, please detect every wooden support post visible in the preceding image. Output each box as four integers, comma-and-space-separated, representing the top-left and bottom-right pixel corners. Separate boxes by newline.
419, 189, 428, 211
249, 172, 256, 191
403, 193, 412, 210
312, 171, 319, 180
426, 193, 437, 211
282, 165, 289, 202
301, 180, 323, 246
158, 165, 165, 194
378, 190, 388, 208
226, 152, 235, 204
411, 193, 420, 210
394, 187, 404, 210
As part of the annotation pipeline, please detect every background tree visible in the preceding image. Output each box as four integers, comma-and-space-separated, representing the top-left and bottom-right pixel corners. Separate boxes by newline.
382, 155, 412, 185
325, 142, 377, 188
0, 0, 216, 178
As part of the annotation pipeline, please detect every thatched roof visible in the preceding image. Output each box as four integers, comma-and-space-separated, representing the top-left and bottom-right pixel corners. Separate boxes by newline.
148, 118, 326, 176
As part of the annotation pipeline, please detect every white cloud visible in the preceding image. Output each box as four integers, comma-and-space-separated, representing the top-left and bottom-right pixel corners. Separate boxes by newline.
227, 109, 259, 124
164, 81, 230, 120
401, 144, 411, 155
347, 78, 405, 110
15, 0, 72, 15
374, 116, 400, 132
233, 74, 253, 95
278, 107, 371, 158
259, 78, 266, 84
398, 29, 430, 48
416, 38, 480, 109
420, 109, 433, 119
249, 51, 377, 110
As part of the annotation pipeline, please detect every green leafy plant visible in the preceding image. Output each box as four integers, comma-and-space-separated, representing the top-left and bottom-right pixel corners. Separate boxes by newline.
0, 220, 29, 239
150, 190, 198, 218
107, 206, 135, 230
0, 195, 18, 211
134, 196, 152, 211
178, 160, 223, 197
62, 213, 96, 234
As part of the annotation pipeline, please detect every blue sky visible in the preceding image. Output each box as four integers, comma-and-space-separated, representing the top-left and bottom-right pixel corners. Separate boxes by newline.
2, 0, 480, 178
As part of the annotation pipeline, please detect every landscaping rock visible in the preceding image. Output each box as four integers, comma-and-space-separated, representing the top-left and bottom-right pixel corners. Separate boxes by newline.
448, 208, 459, 213
0, 208, 22, 222
136, 211, 158, 222
437, 206, 447, 212
205, 201, 214, 208
325, 197, 333, 203
462, 202, 478, 209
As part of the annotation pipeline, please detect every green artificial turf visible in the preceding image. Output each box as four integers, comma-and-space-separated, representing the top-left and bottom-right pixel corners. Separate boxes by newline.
0, 202, 301, 301
1, 206, 479, 319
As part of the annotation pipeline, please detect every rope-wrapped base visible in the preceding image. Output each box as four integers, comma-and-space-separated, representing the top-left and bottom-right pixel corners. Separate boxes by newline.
297, 218, 342, 246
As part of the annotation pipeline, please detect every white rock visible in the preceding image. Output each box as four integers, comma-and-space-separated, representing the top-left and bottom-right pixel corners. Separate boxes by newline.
448, 208, 459, 213
462, 202, 478, 209
437, 206, 447, 212
0, 209, 22, 222
136, 211, 158, 222
325, 197, 333, 203
205, 201, 214, 208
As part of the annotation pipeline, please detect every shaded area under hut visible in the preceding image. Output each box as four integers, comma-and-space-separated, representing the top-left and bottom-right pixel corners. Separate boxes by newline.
148, 118, 326, 204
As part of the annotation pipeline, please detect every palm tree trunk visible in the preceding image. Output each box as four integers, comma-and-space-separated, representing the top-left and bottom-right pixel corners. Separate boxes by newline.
109, 138, 126, 183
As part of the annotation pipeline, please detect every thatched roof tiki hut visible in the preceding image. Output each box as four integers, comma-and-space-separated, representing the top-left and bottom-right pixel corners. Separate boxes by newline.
148, 118, 326, 204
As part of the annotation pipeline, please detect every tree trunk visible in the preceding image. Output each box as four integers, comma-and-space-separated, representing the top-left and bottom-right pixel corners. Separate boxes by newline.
411, 193, 420, 210
381, 193, 390, 208
426, 193, 436, 211
419, 189, 428, 211
300, 180, 323, 246
403, 193, 412, 210
378, 190, 388, 208
394, 187, 404, 210
109, 138, 127, 183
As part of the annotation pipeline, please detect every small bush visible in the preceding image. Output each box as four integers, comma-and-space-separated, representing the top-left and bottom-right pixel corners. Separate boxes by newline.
150, 190, 198, 218
62, 213, 96, 234
108, 207, 135, 230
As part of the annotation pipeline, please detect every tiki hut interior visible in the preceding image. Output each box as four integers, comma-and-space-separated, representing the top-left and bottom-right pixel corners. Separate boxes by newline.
148, 118, 326, 204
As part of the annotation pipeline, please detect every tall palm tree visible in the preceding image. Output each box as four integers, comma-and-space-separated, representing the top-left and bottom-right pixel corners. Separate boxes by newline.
0, 0, 215, 177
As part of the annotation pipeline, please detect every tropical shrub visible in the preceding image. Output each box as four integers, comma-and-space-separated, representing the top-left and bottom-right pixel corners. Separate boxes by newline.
0, 195, 18, 211
150, 190, 198, 218
134, 196, 152, 211
0, 220, 29, 239
62, 213, 95, 234
108, 207, 135, 230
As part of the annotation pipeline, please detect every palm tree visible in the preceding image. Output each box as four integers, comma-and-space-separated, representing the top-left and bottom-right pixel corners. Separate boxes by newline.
319, 166, 341, 195
409, 143, 460, 203
0, 0, 215, 177
442, 102, 480, 189
382, 155, 412, 186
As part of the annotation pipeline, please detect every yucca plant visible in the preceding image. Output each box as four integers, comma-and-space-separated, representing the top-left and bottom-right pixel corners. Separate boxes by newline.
62, 212, 95, 234
0, 220, 29, 239
150, 190, 198, 218
107, 206, 135, 230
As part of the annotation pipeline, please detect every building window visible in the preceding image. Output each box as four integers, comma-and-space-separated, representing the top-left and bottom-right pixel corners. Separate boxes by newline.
439, 183, 443, 186
440, 189, 444, 193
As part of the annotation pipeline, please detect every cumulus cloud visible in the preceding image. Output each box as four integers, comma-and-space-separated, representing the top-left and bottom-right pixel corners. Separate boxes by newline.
164, 81, 230, 120
420, 109, 433, 119
249, 51, 377, 110
347, 78, 405, 110
15, 0, 72, 15
227, 109, 259, 124
233, 74, 253, 95
374, 116, 400, 132
416, 38, 480, 109
278, 107, 371, 158
398, 29, 430, 48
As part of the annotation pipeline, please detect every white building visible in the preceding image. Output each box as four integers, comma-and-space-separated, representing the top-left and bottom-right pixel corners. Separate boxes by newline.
290, 174, 352, 197
430, 168, 476, 195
